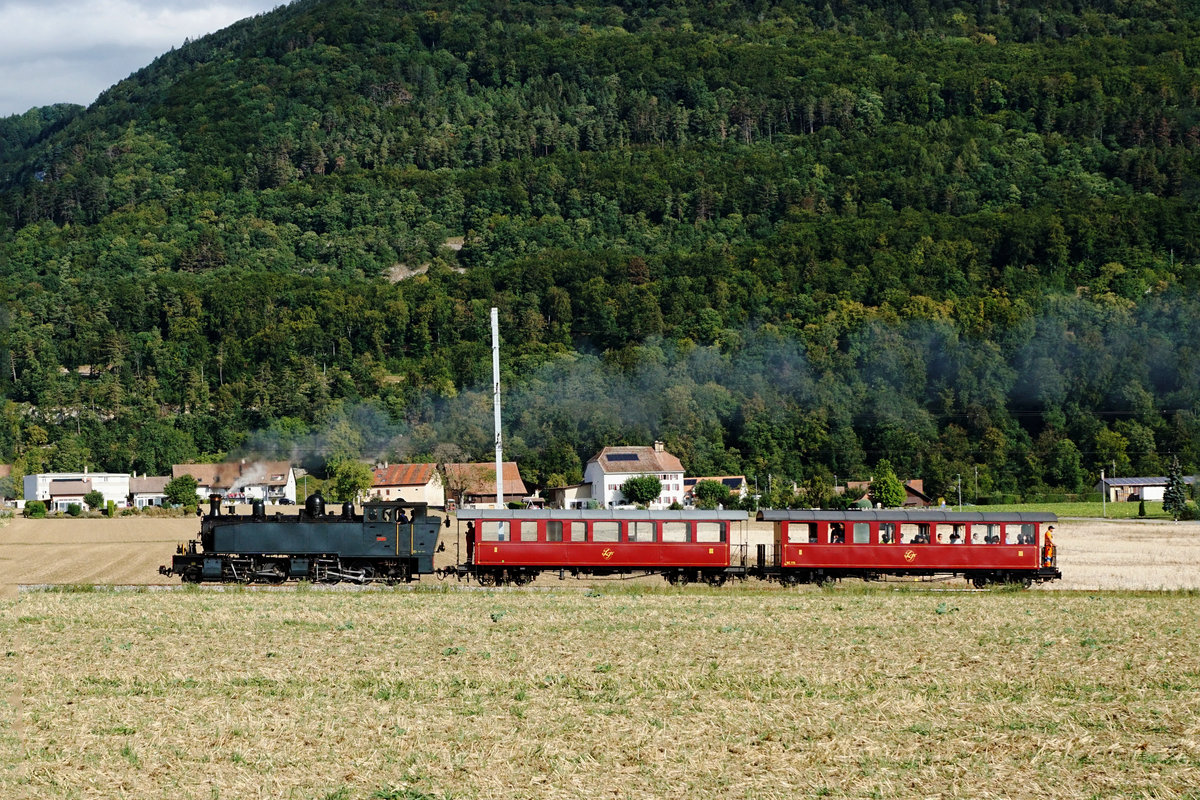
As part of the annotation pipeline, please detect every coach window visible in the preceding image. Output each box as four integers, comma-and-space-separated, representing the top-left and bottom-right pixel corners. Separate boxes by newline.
569, 523, 587, 542
663, 522, 688, 543
696, 522, 725, 543
900, 523, 930, 544
519, 522, 537, 542
1005, 524, 1033, 545
880, 522, 897, 544
592, 521, 620, 543
547, 521, 564, 542
978, 523, 1001, 544
786, 523, 814, 544
948, 524, 965, 544
481, 521, 507, 542
630, 521, 655, 543
829, 522, 846, 543
853, 522, 870, 544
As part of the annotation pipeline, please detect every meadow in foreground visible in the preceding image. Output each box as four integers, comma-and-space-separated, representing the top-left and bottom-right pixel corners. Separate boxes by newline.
4, 586, 1199, 799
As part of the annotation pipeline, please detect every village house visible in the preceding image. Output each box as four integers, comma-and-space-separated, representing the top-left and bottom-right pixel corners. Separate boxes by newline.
845, 478, 932, 508
24, 470, 130, 509
172, 460, 297, 504
583, 442, 685, 509
129, 475, 171, 509
371, 463, 446, 507
442, 462, 527, 508
1095, 475, 1198, 502
683, 475, 748, 506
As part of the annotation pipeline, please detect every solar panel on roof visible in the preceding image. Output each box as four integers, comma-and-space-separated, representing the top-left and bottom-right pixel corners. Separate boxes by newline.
608, 453, 639, 461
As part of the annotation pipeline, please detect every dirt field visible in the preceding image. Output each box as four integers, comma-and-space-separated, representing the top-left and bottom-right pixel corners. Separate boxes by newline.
1, 514, 1199, 593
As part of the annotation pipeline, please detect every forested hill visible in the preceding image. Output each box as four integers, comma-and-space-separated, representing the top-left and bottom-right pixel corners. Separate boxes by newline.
0, 0, 1198, 502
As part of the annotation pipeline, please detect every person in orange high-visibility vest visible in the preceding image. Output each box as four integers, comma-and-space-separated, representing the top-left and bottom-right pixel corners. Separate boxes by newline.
1042, 526, 1056, 567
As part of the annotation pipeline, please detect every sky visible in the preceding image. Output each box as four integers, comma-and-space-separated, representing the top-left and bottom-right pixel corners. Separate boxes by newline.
0, 0, 287, 118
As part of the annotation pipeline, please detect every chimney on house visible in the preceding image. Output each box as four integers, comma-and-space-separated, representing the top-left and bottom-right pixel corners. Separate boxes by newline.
653, 441, 664, 453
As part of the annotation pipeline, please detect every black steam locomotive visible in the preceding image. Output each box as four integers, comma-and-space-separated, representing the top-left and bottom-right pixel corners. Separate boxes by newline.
160, 492, 447, 584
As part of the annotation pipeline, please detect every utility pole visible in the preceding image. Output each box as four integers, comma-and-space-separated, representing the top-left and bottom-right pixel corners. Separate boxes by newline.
957, 474, 962, 511
1101, 468, 1106, 518
492, 308, 503, 509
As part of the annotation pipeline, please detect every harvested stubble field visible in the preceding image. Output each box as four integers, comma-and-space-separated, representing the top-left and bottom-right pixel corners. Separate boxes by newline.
3, 588, 1200, 799
3, 516, 1200, 799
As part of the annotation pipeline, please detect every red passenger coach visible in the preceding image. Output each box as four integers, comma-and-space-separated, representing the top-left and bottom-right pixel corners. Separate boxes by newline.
757, 509, 1061, 587
454, 509, 750, 586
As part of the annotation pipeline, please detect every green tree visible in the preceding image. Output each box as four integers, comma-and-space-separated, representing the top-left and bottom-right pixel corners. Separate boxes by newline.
868, 460, 906, 508
329, 460, 375, 504
693, 479, 731, 509
1163, 456, 1188, 520
83, 489, 105, 510
621, 475, 663, 507
164, 475, 200, 506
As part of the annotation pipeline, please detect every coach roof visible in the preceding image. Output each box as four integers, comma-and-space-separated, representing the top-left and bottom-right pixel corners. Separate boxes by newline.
456, 508, 748, 521
756, 509, 1057, 523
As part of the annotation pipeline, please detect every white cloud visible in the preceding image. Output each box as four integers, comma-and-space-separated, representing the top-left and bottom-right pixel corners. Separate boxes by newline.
0, 1, 286, 116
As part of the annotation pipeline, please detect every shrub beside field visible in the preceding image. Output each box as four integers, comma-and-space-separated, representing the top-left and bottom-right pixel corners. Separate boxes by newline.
4, 588, 1199, 799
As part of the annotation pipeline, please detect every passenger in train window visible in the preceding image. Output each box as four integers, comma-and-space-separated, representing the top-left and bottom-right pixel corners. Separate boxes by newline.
830, 523, 845, 543
949, 530, 961, 544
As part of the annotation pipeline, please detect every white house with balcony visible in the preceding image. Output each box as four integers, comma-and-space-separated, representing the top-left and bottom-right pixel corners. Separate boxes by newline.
584, 442, 685, 509
24, 470, 130, 509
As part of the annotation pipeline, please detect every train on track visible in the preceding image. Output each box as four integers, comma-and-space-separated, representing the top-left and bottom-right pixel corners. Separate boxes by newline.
161, 494, 1060, 589
161, 493, 447, 585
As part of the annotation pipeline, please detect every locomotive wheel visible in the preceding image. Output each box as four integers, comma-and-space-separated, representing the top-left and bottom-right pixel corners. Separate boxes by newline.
182, 566, 202, 584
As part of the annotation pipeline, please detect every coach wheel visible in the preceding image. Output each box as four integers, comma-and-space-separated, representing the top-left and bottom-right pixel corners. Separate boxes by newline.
705, 573, 727, 588
971, 576, 989, 589
665, 572, 683, 586
476, 571, 497, 587
1021, 576, 1033, 589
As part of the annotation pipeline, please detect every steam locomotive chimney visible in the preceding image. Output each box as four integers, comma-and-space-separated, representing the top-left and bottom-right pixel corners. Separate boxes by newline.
209, 494, 222, 517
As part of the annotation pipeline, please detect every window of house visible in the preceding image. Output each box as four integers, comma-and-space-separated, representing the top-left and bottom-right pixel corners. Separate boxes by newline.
592, 521, 620, 542
630, 521, 655, 542
547, 521, 564, 542
663, 522, 688, 543
696, 522, 724, 543
481, 521, 508, 541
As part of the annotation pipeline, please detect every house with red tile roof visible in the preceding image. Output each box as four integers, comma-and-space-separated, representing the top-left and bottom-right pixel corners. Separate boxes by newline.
442, 462, 527, 508
371, 463, 445, 507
